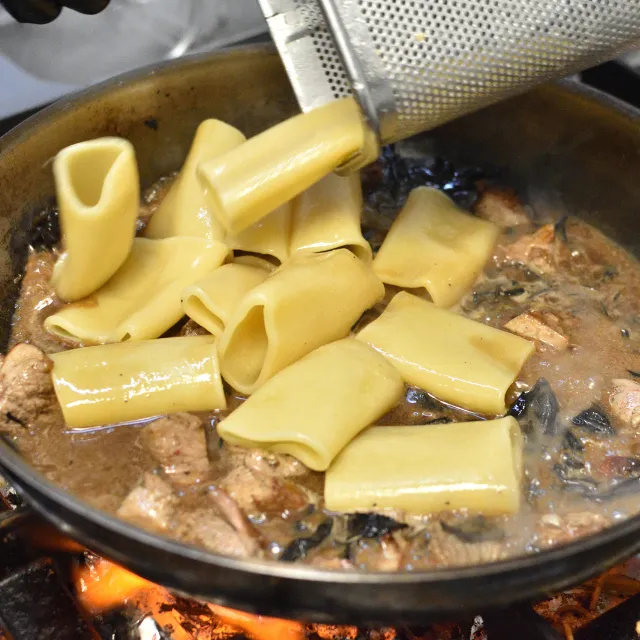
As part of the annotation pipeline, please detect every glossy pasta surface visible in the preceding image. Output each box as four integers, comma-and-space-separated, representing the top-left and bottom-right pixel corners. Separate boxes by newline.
51, 138, 139, 302
357, 291, 535, 415
325, 417, 523, 514
52, 336, 226, 428
217, 338, 404, 471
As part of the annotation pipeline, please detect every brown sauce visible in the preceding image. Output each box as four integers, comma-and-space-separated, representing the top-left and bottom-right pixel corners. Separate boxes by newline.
3, 148, 640, 571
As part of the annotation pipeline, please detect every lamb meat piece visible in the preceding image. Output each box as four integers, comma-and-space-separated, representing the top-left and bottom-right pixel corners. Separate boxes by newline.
473, 189, 531, 228
208, 487, 263, 555
0, 343, 56, 428
535, 512, 609, 550
117, 473, 177, 532
171, 507, 257, 558
218, 465, 313, 517
178, 319, 210, 337
424, 522, 508, 567
142, 413, 210, 486
348, 534, 406, 571
609, 379, 640, 432
504, 311, 569, 350
243, 449, 308, 479
501, 224, 556, 275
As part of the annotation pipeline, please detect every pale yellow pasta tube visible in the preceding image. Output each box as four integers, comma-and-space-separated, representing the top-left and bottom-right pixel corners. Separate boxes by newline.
290, 172, 371, 262
51, 335, 226, 429
182, 261, 271, 336
218, 338, 403, 471
325, 417, 523, 514
373, 187, 500, 307
197, 98, 367, 234
225, 203, 291, 263
145, 120, 245, 241
219, 249, 384, 394
357, 292, 534, 415
45, 237, 228, 344
51, 137, 139, 302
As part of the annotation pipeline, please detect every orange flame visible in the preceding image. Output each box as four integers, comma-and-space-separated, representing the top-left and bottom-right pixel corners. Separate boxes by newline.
208, 603, 305, 640
74, 557, 154, 613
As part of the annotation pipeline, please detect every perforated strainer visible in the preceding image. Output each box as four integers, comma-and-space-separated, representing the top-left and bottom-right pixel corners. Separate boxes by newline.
259, 0, 640, 160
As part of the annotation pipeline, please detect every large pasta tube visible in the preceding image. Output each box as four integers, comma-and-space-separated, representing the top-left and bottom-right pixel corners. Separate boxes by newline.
182, 260, 271, 336
217, 338, 404, 471
219, 249, 384, 394
325, 417, 523, 514
51, 335, 226, 429
51, 137, 139, 302
197, 98, 368, 234
290, 172, 371, 262
373, 187, 500, 307
144, 120, 245, 241
45, 237, 228, 344
225, 203, 291, 263
357, 292, 534, 415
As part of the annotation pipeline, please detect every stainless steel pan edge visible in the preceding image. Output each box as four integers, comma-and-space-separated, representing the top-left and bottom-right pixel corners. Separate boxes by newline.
1, 45, 640, 624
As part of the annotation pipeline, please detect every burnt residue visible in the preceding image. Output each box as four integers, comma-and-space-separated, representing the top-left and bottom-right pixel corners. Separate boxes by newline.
23, 205, 60, 251
571, 407, 615, 436
440, 515, 505, 543
509, 379, 560, 435
144, 118, 159, 130
362, 145, 487, 210
280, 519, 333, 562
628, 370, 640, 378
347, 513, 408, 539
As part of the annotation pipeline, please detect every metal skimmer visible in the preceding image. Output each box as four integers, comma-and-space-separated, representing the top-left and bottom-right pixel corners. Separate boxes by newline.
259, 0, 640, 158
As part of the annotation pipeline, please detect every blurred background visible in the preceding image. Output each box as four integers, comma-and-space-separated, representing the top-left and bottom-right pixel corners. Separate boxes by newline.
0, 0, 269, 120
0, 0, 639, 124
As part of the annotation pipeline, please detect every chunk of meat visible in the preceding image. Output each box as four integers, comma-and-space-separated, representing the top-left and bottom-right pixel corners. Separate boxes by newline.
474, 189, 531, 228
142, 413, 210, 486
502, 224, 556, 275
425, 523, 508, 567
243, 449, 308, 479
171, 507, 256, 558
349, 534, 405, 571
609, 379, 640, 432
536, 512, 609, 550
117, 473, 177, 532
0, 343, 55, 427
504, 312, 569, 350
208, 487, 263, 555
218, 465, 314, 517
179, 319, 210, 337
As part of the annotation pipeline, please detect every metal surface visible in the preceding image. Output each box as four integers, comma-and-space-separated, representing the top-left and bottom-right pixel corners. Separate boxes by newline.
260, 0, 640, 151
1, 45, 640, 624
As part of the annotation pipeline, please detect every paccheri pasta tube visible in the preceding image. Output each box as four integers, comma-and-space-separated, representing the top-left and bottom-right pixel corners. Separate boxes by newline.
325, 417, 523, 514
225, 203, 291, 263
182, 260, 271, 336
51, 138, 139, 302
217, 338, 404, 471
45, 237, 228, 344
197, 98, 368, 234
373, 187, 500, 307
51, 335, 226, 429
219, 248, 384, 395
290, 172, 371, 262
357, 291, 535, 415
144, 120, 245, 241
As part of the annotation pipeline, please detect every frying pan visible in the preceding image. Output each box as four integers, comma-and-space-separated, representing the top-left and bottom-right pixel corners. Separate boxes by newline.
0, 45, 639, 625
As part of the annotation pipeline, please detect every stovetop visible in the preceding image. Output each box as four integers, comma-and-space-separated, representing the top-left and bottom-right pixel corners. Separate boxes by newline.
1, 56, 640, 640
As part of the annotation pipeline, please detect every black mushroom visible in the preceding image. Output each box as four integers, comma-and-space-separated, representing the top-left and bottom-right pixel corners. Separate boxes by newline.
509, 378, 560, 435
280, 519, 334, 562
